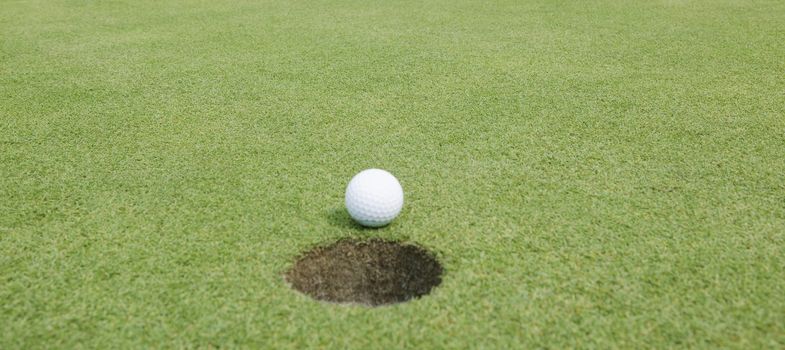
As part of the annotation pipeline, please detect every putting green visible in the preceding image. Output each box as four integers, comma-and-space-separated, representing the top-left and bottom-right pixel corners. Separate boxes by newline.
1, 0, 784, 348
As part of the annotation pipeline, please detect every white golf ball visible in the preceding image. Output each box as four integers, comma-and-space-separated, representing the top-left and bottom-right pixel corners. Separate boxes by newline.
345, 169, 404, 227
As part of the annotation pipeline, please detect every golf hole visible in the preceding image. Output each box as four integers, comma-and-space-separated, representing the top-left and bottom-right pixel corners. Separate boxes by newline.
285, 239, 443, 306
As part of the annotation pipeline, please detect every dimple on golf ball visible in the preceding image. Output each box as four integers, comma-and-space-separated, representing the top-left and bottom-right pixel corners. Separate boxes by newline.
345, 169, 404, 227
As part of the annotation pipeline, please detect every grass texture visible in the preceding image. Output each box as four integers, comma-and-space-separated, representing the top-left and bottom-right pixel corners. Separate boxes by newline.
1, 0, 784, 348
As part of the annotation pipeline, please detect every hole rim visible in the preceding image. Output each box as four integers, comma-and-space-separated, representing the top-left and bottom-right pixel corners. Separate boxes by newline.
284, 238, 444, 307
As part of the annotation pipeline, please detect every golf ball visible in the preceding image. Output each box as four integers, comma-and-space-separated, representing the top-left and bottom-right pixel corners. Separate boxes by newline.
345, 169, 404, 227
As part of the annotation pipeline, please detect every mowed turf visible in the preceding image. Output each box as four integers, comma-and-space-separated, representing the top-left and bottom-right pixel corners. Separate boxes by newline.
1, 0, 784, 348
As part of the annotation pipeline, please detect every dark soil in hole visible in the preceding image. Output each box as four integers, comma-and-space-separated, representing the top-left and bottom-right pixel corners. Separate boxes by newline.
285, 239, 443, 306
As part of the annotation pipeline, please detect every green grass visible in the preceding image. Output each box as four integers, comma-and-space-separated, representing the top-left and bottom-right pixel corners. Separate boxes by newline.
2, 0, 784, 347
